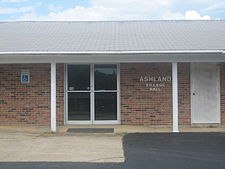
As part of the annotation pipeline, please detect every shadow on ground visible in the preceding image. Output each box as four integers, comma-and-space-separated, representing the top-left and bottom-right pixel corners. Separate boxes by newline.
1, 132, 225, 169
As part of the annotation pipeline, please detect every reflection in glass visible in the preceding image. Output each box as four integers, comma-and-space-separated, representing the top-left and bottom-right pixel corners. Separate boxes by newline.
68, 93, 90, 120
94, 64, 117, 90
95, 92, 117, 120
68, 65, 90, 91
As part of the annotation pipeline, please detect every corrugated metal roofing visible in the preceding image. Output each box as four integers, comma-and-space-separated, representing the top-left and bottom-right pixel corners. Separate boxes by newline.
0, 20, 225, 53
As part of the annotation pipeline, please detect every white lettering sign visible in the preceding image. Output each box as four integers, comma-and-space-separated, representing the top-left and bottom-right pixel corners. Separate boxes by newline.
140, 76, 171, 82
139, 76, 171, 92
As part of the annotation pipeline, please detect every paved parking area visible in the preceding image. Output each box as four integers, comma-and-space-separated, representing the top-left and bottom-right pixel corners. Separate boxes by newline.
123, 132, 225, 169
0, 131, 225, 169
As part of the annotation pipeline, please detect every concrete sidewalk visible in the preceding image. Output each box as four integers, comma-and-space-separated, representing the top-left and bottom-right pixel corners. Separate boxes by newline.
0, 129, 124, 162
1, 125, 225, 134
58, 125, 225, 133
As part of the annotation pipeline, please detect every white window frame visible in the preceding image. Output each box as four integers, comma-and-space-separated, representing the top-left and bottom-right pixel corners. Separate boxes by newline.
65, 63, 120, 125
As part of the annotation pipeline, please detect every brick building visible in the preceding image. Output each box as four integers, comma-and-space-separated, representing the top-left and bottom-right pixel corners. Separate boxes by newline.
0, 21, 225, 132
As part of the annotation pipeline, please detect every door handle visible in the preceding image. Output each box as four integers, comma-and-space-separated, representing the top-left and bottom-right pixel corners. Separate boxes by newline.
193, 93, 195, 95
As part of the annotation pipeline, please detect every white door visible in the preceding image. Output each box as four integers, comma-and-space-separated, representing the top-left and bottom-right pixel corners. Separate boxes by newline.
191, 63, 220, 123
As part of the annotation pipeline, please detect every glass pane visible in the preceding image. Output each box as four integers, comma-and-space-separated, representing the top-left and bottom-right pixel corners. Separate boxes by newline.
68, 65, 90, 91
68, 93, 90, 120
95, 92, 117, 120
94, 64, 117, 90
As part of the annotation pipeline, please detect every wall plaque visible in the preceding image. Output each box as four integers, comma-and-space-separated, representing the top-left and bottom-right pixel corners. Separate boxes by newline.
139, 76, 171, 91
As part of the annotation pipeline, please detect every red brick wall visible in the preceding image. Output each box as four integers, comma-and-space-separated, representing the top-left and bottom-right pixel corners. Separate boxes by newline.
0, 63, 65, 126
178, 63, 191, 125
220, 63, 225, 125
120, 63, 192, 126
120, 63, 173, 125
0, 64, 51, 126
56, 64, 65, 126
0, 62, 224, 127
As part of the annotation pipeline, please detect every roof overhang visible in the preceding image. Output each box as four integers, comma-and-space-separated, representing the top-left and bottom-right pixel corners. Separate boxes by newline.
0, 50, 224, 64
0, 49, 224, 55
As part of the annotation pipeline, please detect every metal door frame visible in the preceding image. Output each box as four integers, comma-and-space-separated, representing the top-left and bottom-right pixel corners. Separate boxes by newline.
65, 63, 120, 125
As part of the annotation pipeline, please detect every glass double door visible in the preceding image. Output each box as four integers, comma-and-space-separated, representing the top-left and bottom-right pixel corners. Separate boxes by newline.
67, 64, 118, 124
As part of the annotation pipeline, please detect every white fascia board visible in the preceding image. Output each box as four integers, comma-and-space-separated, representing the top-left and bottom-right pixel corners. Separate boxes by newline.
0, 50, 224, 55
0, 51, 225, 64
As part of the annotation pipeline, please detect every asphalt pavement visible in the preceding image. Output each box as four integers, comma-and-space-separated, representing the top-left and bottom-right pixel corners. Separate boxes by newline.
0, 132, 225, 169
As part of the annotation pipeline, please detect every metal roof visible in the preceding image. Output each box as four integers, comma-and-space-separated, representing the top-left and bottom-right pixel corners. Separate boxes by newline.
0, 20, 225, 53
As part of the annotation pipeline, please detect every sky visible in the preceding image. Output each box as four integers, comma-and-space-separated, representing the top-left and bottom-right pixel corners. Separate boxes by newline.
0, 0, 225, 21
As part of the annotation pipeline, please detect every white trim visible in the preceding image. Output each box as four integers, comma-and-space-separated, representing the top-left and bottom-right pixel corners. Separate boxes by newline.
65, 64, 68, 124
172, 62, 179, 132
67, 121, 92, 125
67, 91, 92, 93
117, 63, 121, 124
218, 64, 221, 124
190, 63, 194, 124
0, 50, 224, 55
94, 90, 118, 92
1, 53, 225, 64
51, 62, 57, 132
91, 63, 95, 123
93, 121, 120, 125
67, 120, 119, 125
63, 64, 67, 125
